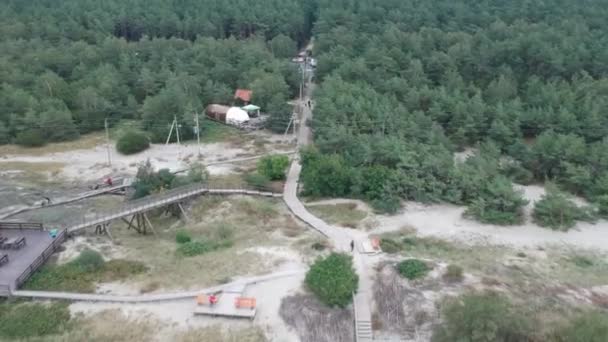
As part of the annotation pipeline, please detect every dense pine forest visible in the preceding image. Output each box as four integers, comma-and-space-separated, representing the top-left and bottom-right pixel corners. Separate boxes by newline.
303, 0, 608, 223
2, 0, 608, 224
0, 0, 316, 144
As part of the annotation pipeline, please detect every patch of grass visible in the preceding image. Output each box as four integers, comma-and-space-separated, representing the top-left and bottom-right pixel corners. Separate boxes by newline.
0, 132, 104, 156
0, 301, 71, 339
0, 161, 65, 178
396, 259, 431, 280
306, 203, 367, 228
443, 264, 464, 283
24, 250, 147, 292
568, 255, 594, 268
200, 120, 243, 144
176, 230, 192, 244
379, 238, 402, 254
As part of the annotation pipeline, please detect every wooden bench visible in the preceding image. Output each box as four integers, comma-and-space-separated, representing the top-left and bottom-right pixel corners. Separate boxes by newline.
234, 297, 256, 310
0, 237, 26, 250
0, 254, 8, 267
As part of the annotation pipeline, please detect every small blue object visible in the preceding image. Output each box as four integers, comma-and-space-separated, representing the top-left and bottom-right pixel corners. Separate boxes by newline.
49, 229, 58, 238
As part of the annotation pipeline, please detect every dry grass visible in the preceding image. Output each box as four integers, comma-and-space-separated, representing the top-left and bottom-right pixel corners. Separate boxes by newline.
0, 133, 104, 156
280, 294, 354, 342
92, 196, 312, 290
51, 310, 266, 342
176, 325, 267, 342
0, 161, 65, 183
305, 203, 367, 228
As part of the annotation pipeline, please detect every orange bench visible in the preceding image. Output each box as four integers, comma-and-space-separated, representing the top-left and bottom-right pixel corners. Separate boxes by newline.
197, 294, 220, 305
371, 238, 380, 250
234, 297, 256, 310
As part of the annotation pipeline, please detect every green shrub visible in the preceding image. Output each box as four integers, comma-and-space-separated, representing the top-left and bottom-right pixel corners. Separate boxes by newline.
73, 249, 104, 272
596, 195, 608, 218
15, 129, 46, 147
175, 230, 191, 244
443, 265, 464, 282
555, 311, 608, 342
311, 242, 326, 251
245, 172, 271, 189
380, 238, 402, 254
0, 302, 71, 339
371, 195, 401, 214
177, 241, 214, 256
397, 259, 430, 280
533, 185, 594, 230
432, 292, 532, 342
569, 255, 594, 268
176, 238, 233, 257
464, 176, 528, 225
257, 154, 290, 180
305, 253, 358, 308
116, 130, 150, 155
0, 121, 10, 144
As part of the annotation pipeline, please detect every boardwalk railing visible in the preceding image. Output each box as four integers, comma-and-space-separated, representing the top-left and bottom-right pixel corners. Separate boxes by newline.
14, 229, 67, 289
66, 182, 281, 233
0, 222, 44, 230
0, 284, 10, 297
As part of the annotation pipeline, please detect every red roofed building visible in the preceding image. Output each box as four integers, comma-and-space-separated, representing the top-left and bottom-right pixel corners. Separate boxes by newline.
234, 89, 252, 104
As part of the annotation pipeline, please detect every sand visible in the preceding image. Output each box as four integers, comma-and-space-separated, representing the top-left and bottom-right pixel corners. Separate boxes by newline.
0, 132, 293, 182
373, 185, 608, 251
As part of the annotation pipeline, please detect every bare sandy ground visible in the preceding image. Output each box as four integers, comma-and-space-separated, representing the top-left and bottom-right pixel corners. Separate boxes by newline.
373, 185, 608, 251
0, 132, 293, 182
68, 262, 304, 342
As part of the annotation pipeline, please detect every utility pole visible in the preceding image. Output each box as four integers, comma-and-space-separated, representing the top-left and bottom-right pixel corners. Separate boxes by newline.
194, 111, 201, 157
165, 118, 175, 145
104, 118, 112, 167
175, 115, 181, 145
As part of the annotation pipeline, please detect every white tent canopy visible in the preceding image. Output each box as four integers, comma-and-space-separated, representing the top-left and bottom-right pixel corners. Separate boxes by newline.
226, 107, 250, 125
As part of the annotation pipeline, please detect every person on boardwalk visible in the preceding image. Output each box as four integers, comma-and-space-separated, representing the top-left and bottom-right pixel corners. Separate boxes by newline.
350, 240, 354, 252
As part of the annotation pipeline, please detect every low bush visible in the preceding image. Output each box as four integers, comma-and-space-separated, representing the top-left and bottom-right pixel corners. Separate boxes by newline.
371, 195, 401, 214
555, 311, 608, 342
15, 129, 46, 147
569, 255, 594, 268
257, 154, 290, 181
245, 172, 271, 190
72, 249, 104, 272
116, 130, 150, 155
176, 237, 233, 257
464, 176, 528, 225
175, 230, 191, 244
443, 264, 464, 282
177, 241, 214, 257
305, 253, 358, 308
433, 292, 532, 342
311, 242, 326, 251
380, 238, 402, 254
533, 185, 595, 230
396, 259, 430, 280
0, 302, 71, 339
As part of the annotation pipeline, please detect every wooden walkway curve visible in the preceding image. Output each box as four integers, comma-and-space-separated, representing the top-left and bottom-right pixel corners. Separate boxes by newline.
0, 178, 133, 220
66, 183, 281, 233
11, 270, 301, 303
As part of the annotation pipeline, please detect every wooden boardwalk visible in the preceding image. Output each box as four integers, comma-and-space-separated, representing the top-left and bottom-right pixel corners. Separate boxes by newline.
0, 178, 132, 220
10, 270, 300, 302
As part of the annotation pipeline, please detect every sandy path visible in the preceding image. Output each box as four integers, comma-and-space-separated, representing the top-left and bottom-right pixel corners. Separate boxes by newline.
0, 133, 292, 182
373, 185, 608, 251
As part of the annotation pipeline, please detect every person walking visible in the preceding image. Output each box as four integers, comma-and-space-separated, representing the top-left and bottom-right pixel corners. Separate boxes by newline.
350, 240, 354, 252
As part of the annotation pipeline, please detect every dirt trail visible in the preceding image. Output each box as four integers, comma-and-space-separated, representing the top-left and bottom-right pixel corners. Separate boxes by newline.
373, 185, 608, 252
